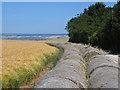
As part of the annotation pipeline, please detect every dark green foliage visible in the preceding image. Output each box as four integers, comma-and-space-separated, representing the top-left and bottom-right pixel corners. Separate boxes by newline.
8, 79, 20, 88
53, 47, 64, 67
66, 2, 120, 53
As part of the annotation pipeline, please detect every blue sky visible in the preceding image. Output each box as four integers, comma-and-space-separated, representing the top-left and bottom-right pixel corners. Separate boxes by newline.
2, 2, 117, 34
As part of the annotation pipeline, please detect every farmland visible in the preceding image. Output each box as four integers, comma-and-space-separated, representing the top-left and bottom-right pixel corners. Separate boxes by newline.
1, 40, 63, 88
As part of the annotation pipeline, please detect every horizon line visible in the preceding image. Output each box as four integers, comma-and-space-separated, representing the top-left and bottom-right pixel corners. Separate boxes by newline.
2, 33, 68, 35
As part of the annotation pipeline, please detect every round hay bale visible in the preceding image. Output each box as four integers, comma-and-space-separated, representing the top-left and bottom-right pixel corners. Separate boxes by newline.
62, 51, 79, 57
37, 68, 87, 88
80, 47, 88, 54
89, 67, 118, 88
83, 49, 100, 59
50, 42, 66, 49
71, 43, 80, 47
87, 55, 118, 75
72, 44, 85, 50
36, 59, 87, 88
36, 77, 79, 88
57, 43, 66, 48
61, 53, 85, 63
65, 47, 80, 53
79, 45, 87, 50
56, 59, 86, 70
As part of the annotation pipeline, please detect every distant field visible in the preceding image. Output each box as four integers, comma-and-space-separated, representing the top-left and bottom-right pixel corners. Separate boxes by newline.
48, 38, 69, 43
2, 40, 59, 88
2, 34, 68, 41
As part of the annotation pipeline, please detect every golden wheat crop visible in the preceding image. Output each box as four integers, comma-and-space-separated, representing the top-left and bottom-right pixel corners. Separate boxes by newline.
1, 40, 59, 88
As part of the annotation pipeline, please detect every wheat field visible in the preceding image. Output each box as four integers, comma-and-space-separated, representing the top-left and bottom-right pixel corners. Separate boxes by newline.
1, 40, 59, 88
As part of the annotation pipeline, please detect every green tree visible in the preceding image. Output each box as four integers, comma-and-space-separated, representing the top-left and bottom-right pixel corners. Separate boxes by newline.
65, 2, 120, 53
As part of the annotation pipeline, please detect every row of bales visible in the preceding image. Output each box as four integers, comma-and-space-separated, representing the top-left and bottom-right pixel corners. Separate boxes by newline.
36, 42, 119, 88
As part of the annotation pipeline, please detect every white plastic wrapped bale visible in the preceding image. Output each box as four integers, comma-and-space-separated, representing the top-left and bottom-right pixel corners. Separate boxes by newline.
89, 67, 118, 88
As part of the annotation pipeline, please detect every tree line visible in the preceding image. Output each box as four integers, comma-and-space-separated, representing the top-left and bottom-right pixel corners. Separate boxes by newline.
65, 2, 120, 53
